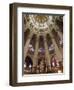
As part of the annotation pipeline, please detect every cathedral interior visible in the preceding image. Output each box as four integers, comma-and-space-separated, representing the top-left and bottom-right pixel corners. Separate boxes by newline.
23, 14, 63, 74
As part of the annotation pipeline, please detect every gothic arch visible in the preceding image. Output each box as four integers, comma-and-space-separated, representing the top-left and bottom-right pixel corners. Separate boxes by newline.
25, 56, 33, 67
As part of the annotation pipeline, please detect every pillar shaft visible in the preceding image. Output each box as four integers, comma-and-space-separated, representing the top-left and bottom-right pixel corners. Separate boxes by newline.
53, 25, 63, 57
53, 24, 63, 40
24, 32, 33, 59
49, 32, 62, 62
57, 30, 63, 40
33, 35, 39, 66
44, 35, 51, 66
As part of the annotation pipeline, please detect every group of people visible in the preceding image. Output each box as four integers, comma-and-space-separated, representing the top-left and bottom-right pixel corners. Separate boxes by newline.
24, 54, 63, 74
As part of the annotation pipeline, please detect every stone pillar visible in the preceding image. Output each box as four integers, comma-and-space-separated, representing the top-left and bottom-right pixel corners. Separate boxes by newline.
43, 35, 51, 67
57, 30, 63, 40
54, 26, 63, 57
24, 32, 33, 59
53, 24, 63, 41
32, 35, 39, 67
57, 30, 63, 56
49, 32, 62, 62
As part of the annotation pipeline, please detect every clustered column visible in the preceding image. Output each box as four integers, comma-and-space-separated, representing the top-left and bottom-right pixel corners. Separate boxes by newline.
43, 35, 51, 68
53, 25, 63, 57
32, 34, 39, 67
49, 32, 62, 62
24, 32, 33, 59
